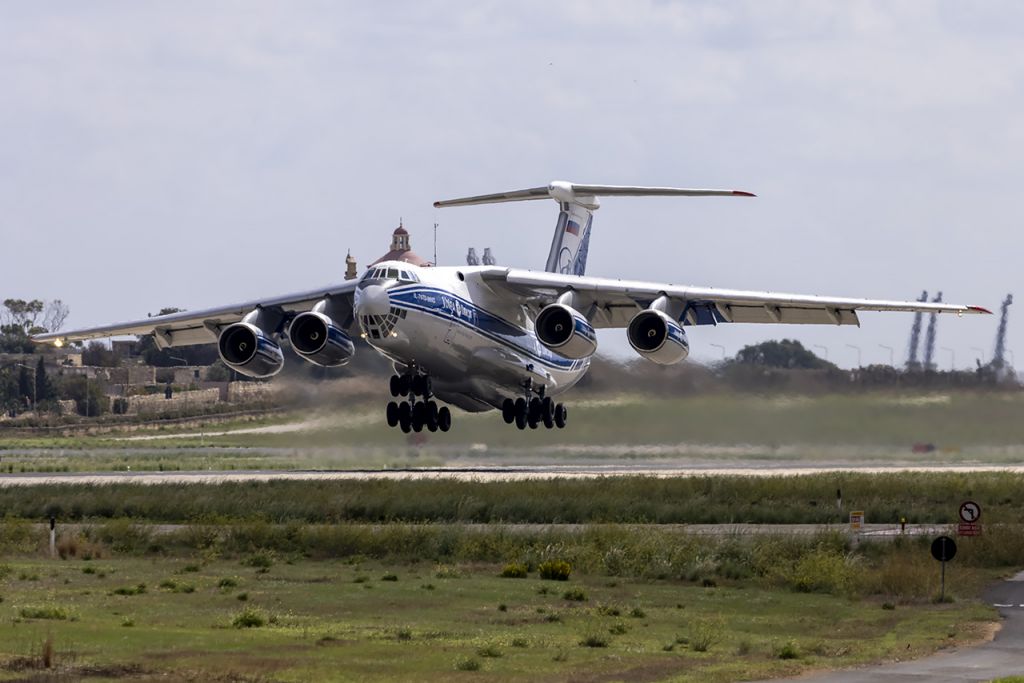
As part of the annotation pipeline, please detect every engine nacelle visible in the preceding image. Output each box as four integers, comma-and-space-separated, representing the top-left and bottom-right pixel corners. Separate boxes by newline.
627, 309, 689, 365
217, 322, 285, 378
289, 311, 355, 367
535, 303, 597, 359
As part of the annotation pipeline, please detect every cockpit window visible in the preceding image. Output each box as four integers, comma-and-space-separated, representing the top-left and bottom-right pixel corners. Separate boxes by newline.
386, 268, 398, 279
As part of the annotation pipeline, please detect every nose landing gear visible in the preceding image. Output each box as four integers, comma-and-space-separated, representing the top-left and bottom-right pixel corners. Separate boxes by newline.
386, 371, 451, 433
501, 382, 566, 431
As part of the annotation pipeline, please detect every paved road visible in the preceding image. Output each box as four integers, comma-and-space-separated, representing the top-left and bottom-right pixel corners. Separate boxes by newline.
767, 571, 1024, 682
1, 464, 1024, 486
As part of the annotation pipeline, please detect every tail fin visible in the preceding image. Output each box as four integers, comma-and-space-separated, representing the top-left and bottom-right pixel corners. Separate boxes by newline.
434, 181, 754, 275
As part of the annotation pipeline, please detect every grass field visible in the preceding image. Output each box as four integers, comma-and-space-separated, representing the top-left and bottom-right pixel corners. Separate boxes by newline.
0, 553, 997, 682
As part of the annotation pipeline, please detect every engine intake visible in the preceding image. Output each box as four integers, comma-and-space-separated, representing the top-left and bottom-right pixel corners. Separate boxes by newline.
627, 309, 689, 365
535, 303, 597, 359
289, 311, 355, 367
217, 322, 284, 378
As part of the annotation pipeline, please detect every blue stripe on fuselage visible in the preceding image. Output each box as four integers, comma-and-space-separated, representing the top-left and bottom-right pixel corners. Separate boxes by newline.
388, 286, 585, 371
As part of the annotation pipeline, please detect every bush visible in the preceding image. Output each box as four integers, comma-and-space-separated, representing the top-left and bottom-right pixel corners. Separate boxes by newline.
217, 577, 239, 589
688, 617, 723, 653
232, 608, 266, 628
454, 657, 480, 671
500, 563, 528, 578
563, 588, 587, 602
579, 633, 609, 648
476, 644, 502, 658
20, 605, 68, 620
775, 640, 799, 659
112, 584, 146, 596
538, 560, 572, 581
242, 552, 274, 569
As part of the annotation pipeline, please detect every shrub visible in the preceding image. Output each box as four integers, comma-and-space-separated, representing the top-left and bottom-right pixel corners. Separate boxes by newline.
511, 637, 528, 648
630, 606, 646, 618
497, 603, 507, 612
232, 608, 266, 628
381, 574, 398, 582
579, 633, 609, 648
775, 640, 799, 659
236, 592, 249, 602
454, 656, 481, 671
500, 563, 528, 578
689, 618, 723, 653
121, 617, 135, 627
477, 644, 502, 658
394, 628, 412, 641
538, 560, 572, 581
597, 605, 621, 616
180, 564, 200, 573
609, 622, 628, 635
242, 552, 274, 569
218, 577, 238, 589
112, 584, 146, 596
563, 588, 587, 602
544, 613, 562, 623
20, 605, 68, 620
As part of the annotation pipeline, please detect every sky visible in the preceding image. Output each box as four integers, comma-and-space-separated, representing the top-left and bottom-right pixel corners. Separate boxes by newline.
1, 1, 1020, 370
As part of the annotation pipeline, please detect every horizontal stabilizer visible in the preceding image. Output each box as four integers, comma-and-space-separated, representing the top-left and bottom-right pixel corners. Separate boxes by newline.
434, 181, 754, 209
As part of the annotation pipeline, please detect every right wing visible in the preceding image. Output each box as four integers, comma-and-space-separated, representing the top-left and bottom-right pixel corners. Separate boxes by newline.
480, 268, 990, 328
32, 281, 359, 348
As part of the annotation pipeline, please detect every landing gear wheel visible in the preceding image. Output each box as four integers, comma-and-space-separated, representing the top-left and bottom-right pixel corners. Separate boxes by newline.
386, 401, 399, 428
426, 401, 439, 432
501, 399, 516, 424
389, 375, 402, 398
541, 397, 555, 429
412, 402, 426, 432
398, 375, 411, 397
399, 407, 412, 433
554, 403, 567, 429
438, 406, 452, 432
514, 410, 527, 430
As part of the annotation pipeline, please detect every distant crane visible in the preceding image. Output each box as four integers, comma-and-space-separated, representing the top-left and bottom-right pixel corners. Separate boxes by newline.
923, 291, 943, 371
905, 290, 928, 370
992, 293, 1013, 373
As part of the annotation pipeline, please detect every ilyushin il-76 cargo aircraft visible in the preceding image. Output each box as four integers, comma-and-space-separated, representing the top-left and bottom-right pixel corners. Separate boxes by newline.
35, 181, 990, 433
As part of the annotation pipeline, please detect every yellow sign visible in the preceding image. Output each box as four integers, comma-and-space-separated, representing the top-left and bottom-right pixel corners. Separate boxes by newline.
849, 511, 865, 530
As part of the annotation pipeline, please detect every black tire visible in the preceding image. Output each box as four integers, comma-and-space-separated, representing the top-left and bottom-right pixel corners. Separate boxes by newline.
514, 410, 527, 430
399, 413, 412, 433
412, 402, 426, 432
438, 406, 452, 432
398, 375, 411, 397
399, 401, 412, 422
501, 399, 515, 424
541, 397, 555, 429
389, 375, 401, 397
427, 401, 439, 432
514, 398, 527, 419
554, 403, 567, 429
410, 375, 423, 397
528, 397, 541, 422
386, 401, 399, 428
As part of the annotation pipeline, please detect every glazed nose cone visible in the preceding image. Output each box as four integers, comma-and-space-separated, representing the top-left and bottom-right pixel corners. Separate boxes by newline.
355, 284, 391, 317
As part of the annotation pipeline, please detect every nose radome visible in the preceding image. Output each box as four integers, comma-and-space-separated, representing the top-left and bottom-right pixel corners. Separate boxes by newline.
356, 284, 391, 316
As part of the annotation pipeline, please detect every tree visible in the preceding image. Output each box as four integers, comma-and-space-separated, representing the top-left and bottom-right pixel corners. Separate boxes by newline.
35, 356, 54, 403
733, 339, 836, 370
42, 300, 69, 333
82, 341, 121, 367
58, 376, 108, 417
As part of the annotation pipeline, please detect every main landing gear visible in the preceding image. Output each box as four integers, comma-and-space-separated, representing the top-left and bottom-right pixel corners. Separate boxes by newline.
500, 382, 567, 431
385, 372, 451, 433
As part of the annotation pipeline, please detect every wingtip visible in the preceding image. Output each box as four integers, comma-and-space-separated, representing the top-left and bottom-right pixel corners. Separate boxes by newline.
732, 190, 756, 197
968, 305, 993, 314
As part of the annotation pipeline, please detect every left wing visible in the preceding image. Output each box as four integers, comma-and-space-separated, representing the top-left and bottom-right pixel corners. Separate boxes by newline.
32, 281, 359, 348
480, 268, 991, 328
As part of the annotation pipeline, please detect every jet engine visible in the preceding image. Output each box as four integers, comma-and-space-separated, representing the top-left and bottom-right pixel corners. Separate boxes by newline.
289, 311, 355, 367
627, 309, 689, 365
217, 322, 284, 378
535, 303, 597, 359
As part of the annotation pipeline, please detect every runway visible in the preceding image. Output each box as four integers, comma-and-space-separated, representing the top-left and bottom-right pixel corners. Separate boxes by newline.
0, 463, 1022, 486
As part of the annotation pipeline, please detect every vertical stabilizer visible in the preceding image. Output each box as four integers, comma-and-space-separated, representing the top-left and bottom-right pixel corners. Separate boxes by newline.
545, 202, 595, 275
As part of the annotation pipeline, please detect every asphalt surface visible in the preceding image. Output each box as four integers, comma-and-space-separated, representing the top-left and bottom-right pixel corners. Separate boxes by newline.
766, 570, 1024, 683
1, 464, 1024, 486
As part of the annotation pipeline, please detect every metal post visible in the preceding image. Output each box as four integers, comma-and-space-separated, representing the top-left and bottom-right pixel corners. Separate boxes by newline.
845, 344, 861, 367
710, 343, 726, 360
941, 347, 956, 371
49, 516, 56, 559
813, 344, 828, 361
941, 557, 946, 602
878, 344, 894, 366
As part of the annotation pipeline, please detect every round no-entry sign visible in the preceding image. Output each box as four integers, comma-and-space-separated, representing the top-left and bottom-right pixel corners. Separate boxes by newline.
959, 501, 981, 523
931, 535, 957, 562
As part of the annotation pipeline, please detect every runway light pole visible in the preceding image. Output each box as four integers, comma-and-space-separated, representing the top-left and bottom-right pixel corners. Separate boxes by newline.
845, 344, 862, 368
940, 346, 956, 371
709, 343, 726, 360
878, 344, 894, 367
813, 344, 828, 362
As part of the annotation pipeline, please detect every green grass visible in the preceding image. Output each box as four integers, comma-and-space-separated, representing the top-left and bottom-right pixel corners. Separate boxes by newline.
0, 556, 997, 681
5, 471, 1024, 525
